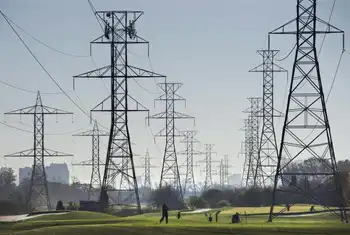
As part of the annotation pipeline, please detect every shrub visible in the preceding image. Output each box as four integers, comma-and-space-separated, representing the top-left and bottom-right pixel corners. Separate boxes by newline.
56, 200, 65, 210
217, 200, 231, 207
66, 201, 78, 210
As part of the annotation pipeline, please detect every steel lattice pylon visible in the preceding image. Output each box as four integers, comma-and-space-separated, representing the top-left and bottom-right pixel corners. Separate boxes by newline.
268, 0, 347, 222
72, 120, 108, 200
73, 10, 166, 213
223, 155, 232, 187
243, 98, 262, 188
241, 119, 254, 187
199, 144, 218, 191
179, 130, 201, 196
219, 159, 224, 188
136, 149, 157, 189
219, 155, 232, 188
147, 83, 194, 201
142, 150, 152, 189
250, 48, 287, 187
4, 91, 72, 211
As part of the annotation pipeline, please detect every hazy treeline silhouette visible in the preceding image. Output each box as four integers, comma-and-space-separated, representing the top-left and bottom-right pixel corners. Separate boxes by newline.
1, 158, 349, 215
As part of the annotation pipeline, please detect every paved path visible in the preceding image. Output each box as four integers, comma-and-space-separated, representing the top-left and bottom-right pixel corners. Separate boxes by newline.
0, 212, 67, 222
182, 208, 212, 214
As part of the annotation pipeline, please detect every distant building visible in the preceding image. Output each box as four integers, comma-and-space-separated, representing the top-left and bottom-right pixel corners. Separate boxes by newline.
46, 163, 69, 184
228, 173, 241, 187
18, 163, 69, 185
19, 167, 32, 184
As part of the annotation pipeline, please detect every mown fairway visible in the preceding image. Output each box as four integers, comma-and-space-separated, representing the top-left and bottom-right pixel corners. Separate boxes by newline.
0, 205, 349, 235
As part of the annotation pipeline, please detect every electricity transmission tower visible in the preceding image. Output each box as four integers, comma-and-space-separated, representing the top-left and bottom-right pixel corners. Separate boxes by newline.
219, 159, 225, 188
117, 151, 141, 204
268, 0, 347, 222
141, 150, 154, 189
73, 10, 165, 213
135, 150, 157, 189
219, 155, 232, 188
147, 82, 194, 201
249, 47, 287, 186
4, 91, 72, 211
241, 119, 254, 187
72, 120, 108, 200
243, 97, 262, 188
198, 144, 218, 191
179, 130, 201, 196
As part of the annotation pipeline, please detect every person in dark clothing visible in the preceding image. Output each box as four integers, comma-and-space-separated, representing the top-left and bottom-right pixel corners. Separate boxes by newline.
286, 204, 290, 212
177, 211, 182, 219
208, 213, 213, 222
231, 212, 241, 223
310, 206, 315, 212
160, 204, 169, 224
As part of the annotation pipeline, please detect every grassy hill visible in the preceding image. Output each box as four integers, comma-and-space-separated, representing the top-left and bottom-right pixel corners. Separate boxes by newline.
0, 205, 349, 235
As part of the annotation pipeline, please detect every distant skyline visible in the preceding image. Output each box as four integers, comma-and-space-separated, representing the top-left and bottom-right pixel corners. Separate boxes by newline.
0, 0, 350, 186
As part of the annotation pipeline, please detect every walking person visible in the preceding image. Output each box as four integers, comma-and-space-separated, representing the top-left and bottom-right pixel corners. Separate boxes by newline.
160, 204, 169, 224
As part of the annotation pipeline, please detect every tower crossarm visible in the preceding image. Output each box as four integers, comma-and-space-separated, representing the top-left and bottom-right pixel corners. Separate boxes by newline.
73, 129, 109, 136
148, 111, 195, 121
5, 105, 73, 115
5, 149, 72, 157
73, 65, 165, 80
72, 160, 105, 166
89, 94, 150, 115
269, 17, 344, 35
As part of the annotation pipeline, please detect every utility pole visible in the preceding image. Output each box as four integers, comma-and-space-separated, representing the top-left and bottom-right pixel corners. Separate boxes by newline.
179, 130, 201, 196
72, 120, 108, 200
4, 91, 73, 211
249, 46, 287, 187
243, 97, 262, 188
198, 144, 218, 191
147, 82, 194, 201
268, 0, 347, 223
73, 10, 165, 213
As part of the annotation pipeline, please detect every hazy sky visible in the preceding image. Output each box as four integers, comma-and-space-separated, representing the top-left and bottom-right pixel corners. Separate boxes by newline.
0, 0, 349, 186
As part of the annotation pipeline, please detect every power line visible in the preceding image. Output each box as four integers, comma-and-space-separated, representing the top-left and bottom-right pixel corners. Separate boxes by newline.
0, 11, 107, 130
1, 11, 109, 98
0, 120, 95, 136
318, 0, 336, 57
0, 79, 70, 95
275, 44, 296, 62
0, 121, 32, 133
326, 51, 344, 102
116, 49, 159, 95
4, 14, 89, 58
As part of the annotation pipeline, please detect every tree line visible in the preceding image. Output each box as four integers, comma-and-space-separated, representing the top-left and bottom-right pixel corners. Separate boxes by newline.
1, 158, 349, 215
150, 159, 350, 210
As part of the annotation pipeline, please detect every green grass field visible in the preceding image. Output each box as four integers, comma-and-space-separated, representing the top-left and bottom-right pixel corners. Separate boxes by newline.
0, 205, 349, 235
